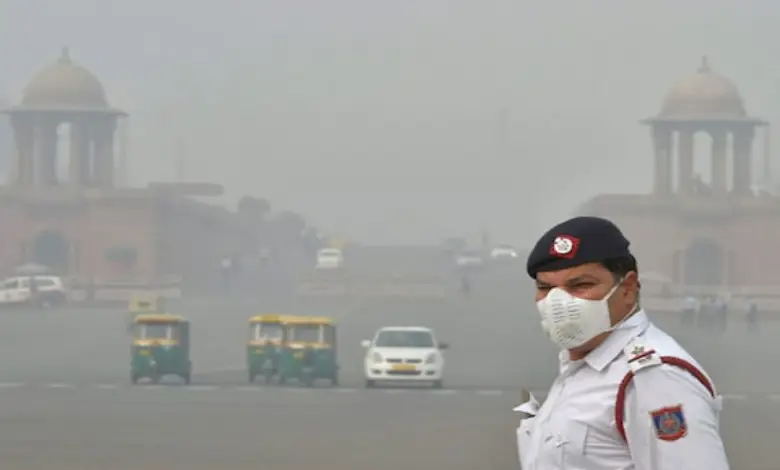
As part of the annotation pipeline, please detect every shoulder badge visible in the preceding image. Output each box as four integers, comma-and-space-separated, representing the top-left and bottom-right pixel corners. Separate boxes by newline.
624, 342, 662, 373
650, 404, 687, 441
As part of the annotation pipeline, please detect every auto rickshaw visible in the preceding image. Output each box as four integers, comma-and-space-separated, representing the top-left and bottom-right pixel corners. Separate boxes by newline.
277, 316, 339, 387
247, 314, 287, 383
130, 314, 192, 384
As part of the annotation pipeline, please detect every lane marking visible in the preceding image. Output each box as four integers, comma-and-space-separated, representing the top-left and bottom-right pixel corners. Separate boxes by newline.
0, 382, 24, 389
94, 384, 119, 390
44, 383, 74, 389
22, 382, 780, 402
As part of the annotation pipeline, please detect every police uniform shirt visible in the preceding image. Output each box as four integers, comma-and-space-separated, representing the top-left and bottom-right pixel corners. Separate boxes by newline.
516, 310, 729, 470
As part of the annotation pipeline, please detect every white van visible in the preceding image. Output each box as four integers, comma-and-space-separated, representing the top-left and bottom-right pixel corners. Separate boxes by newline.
0, 276, 68, 306
315, 248, 345, 270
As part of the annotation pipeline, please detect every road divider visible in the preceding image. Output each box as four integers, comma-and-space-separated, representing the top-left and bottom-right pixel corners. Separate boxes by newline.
296, 281, 447, 299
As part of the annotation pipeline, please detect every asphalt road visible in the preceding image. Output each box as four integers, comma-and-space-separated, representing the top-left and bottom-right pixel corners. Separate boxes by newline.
0, 261, 778, 469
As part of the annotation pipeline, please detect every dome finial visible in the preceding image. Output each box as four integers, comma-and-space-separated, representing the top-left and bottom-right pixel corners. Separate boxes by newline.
698, 55, 710, 73
59, 46, 71, 64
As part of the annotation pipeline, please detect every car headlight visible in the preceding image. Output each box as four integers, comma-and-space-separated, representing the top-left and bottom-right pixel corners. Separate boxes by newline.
371, 352, 383, 363
425, 353, 437, 364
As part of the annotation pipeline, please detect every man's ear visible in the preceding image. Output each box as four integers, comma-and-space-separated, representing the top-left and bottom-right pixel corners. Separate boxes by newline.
624, 271, 640, 301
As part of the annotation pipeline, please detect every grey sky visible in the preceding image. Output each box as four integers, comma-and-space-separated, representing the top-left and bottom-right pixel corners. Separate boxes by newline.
1, 0, 779, 245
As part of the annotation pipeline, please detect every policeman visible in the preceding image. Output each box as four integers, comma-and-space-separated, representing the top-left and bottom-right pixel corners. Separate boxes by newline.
517, 216, 729, 470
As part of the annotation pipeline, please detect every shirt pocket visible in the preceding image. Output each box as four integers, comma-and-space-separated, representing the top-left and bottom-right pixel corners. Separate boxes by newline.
549, 420, 588, 469
516, 417, 536, 468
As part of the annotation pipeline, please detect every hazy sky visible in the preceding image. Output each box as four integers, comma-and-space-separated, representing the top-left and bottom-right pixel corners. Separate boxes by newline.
2, 0, 780, 245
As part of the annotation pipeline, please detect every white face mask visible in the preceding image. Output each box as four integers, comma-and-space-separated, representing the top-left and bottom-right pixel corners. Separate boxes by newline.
536, 279, 623, 350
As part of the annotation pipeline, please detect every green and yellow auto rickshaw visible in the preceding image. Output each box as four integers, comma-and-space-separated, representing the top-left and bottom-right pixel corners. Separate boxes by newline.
278, 316, 339, 387
247, 314, 287, 384
130, 314, 192, 385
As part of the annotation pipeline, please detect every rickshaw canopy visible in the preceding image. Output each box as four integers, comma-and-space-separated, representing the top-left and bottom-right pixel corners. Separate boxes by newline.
133, 313, 187, 324
281, 316, 336, 326
248, 314, 293, 324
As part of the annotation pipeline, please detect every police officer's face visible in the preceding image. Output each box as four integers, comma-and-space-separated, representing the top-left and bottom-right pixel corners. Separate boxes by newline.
534, 262, 638, 325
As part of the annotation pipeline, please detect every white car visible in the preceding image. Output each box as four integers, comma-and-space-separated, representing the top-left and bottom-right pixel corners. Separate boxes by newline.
315, 248, 345, 270
0, 275, 67, 306
490, 245, 518, 260
362, 326, 448, 388
455, 250, 484, 268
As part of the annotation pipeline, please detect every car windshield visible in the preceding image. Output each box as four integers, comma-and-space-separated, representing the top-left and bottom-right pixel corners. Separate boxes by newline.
290, 325, 320, 343
252, 323, 283, 341
375, 330, 435, 348
135, 323, 177, 340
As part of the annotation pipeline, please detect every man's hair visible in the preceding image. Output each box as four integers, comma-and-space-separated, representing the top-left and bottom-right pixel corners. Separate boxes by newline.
601, 255, 641, 306
601, 255, 639, 286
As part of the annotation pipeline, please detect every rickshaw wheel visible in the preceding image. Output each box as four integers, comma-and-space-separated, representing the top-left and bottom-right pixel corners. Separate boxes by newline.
432, 380, 443, 389
330, 374, 339, 386
131, 372, 138, 384
182, 373, 191, 385
248, 371, 256, 383
278, 375, 286, 386
364, 379, 375, 388
150, 374, 161, 385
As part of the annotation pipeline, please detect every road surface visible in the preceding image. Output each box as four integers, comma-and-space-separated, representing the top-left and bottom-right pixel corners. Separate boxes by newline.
0, 261, 777, 469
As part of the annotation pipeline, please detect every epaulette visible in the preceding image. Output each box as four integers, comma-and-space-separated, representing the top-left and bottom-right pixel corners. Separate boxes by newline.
624, 342, 662, 373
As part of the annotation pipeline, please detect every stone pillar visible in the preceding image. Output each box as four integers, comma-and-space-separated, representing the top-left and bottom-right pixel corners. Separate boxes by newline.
80, 126, 95, 186
38, 120, 59, 186
732, 127, 754, 195
678, 130, 695, 194
652, 126, 673, 194
710, 130, 728, 193
10, 115, 34, 185
94, 119, 116, 187
69, 120, 89, 186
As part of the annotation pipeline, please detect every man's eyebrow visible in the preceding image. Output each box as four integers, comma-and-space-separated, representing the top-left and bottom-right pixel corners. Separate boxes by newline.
565, 275, 599, 284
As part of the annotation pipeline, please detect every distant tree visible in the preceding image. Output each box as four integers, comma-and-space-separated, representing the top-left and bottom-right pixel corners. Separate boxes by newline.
273, 211, 306, 240
237, 196, 271, 219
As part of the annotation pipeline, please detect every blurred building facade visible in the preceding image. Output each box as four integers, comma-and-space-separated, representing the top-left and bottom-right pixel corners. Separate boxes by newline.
0, 48, 246, 297
579, 57, 777, 296
0, 98, 9, 182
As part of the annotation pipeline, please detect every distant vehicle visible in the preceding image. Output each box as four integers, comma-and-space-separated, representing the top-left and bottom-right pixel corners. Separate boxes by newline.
455, 250, 484, 268
362, 326, 448, 388
490, 245, 518, 260
315, 248, 345, 270
0, 275, 67, 306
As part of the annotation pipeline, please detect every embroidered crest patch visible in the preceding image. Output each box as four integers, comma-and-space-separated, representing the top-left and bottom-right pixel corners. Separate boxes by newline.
549, 235, 580, 259
650, 405, 687, 441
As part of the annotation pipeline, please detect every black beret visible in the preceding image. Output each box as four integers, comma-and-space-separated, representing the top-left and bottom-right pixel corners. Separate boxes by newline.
526, 216, 631, 278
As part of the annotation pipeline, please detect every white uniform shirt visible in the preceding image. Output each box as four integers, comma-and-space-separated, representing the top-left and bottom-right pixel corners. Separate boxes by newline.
516, 310, 729, 470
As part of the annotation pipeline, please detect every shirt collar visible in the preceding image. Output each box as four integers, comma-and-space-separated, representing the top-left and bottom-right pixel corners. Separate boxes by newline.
557, 309, 650, 373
